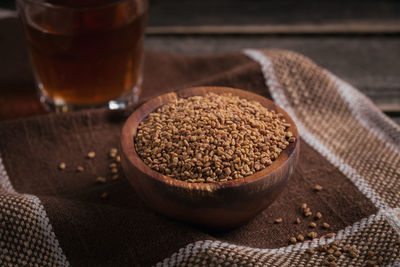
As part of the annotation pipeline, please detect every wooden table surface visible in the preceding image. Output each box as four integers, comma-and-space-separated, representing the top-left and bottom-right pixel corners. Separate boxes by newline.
1, 0, 399, 124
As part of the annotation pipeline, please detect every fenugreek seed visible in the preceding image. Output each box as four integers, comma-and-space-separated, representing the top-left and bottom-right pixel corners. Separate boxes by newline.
87, 151, 96, 158
315, 212, 322, 220
326, 262, 337, 267
288, 137, 296, 143
297, 234, 304, 241
307, 232, 318, 239
101, 192, 109, 199
349, 251, 358, 258
301, 203, 308, 210
304, 211, 312, 217
331, 240, 340, 246
115, 156, 121, 162
314, 184, 323, 191
331, 245, 338, 251
96, 176, 106, 183
306, 248, 314, 254
76, 165, 84, 172
135, 93, 293, 183
110, 168, 118, 174
325, 233, 335, 238
327, 255, 336, 262
327, 249, 334, 254
275, 218, 283, 224
206, 177, 215, 183
294, 217, 301, 224
333, 251, 342, 257
109, 152, 117, 158
109, 163, 117, 168
309, 222, 317, 228
367, 250, 375, 257
111, 174, 119, 180
110, 148, 118, 154
289, 237, 297, 244
377, 256, 383, 264
58, 162, 66, 170
322, 222, 330, 229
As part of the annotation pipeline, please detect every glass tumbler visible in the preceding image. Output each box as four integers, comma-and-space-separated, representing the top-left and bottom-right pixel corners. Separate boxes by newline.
17, 0, 148, 112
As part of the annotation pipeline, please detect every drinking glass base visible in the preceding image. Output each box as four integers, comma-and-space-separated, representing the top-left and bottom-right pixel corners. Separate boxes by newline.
39, 87, 140, 113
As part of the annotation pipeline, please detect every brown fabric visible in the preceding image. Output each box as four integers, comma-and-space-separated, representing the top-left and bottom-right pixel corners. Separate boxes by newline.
0, 50, 387, 266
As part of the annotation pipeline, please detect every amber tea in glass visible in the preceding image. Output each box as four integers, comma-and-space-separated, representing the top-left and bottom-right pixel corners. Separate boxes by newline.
17, 0, 148, 111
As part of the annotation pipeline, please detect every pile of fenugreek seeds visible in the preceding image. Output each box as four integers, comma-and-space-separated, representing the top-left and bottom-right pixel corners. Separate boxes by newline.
135, 92, 295, 183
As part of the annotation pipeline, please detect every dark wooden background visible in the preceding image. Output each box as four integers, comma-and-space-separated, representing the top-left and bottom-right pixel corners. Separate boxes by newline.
0, 0, 399, 123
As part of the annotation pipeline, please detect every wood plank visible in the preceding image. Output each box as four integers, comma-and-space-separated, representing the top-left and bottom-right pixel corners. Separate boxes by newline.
147, 24, 400, 35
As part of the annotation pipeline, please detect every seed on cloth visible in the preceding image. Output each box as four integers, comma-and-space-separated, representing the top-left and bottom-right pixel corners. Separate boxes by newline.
327, 255, 336, 262
315, 212, 322, 220
115, 156, 121, 162
275, 218, 283, 224
111, 174, 119, 181
76, 166, 84, 172
87, 151, 96, 159
314, 184, 323, 191
333, 251, 342, 257
289, 237, 297, 244
110, 168, 118, 174
306, 248, 314, 254
297, 234, 304, 241
365, 260, 376, 267
322, 222, 330, 229
327, 249, 335, 254
109, 163, 117, 168
58, 162, 66, 170
294, 217, 301, 224
307, 232, 318, 239
325, 233, 335, 238
304, 211, 312, 217
367, 250, 375, 257
377, 256, 383, 264
96, 176, 106, 183
134, 93, 293, 183
110, 148, 118, 154
309, 222, 317, 228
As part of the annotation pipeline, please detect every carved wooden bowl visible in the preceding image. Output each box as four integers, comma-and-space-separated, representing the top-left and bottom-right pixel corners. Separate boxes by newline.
120, 86, 299, 229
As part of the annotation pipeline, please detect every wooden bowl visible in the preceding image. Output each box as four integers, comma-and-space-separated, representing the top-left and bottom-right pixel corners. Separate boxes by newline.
120, 86, 299, 229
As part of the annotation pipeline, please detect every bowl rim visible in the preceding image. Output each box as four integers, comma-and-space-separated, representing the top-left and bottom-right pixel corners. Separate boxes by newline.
121, 86, 299, 192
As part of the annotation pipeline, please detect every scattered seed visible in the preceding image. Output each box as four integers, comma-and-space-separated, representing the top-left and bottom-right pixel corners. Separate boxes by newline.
110, 148, 118, 154
315, 212, 322, 220
297, 234, 305, 241
275, 218, 283, 224
325, 233, 335, 238
101, 192, 109, 199
326, 262, 337, 267
96, 176, 106, 184
331, 241, 340, 246
307, 232, 318, 239
331, 245, 338, 251
294, 217, 301, 224
109, 163, 117, 168
87, 151, 96, 159
377, 256, 383, 264
111, 174, 119, 181
327, 248, 334, 254
289, 237, 297, 244
76, 166, 84, 172
109, 152, 117, 158
314, 184, 323, 191
306, 248, 314, 254
367, 250, 375, 257
58, 162, 66, 170
304, 211, 312, 217
110, 168, 118, 174
322, 222, 330, 229
115, 156, 121, 162
309, 222, 317, 228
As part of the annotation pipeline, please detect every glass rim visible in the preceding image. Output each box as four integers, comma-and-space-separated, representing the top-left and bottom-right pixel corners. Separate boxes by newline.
16, 0, 143, 10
